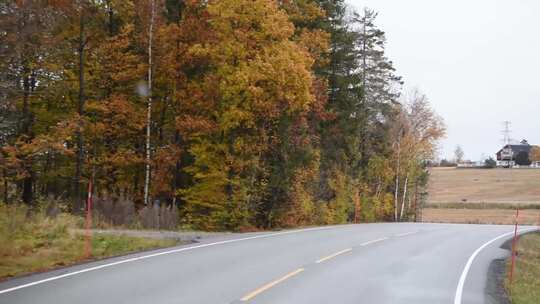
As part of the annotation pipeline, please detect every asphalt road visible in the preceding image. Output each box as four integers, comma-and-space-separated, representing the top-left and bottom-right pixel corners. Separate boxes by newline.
0, 223, 536, 304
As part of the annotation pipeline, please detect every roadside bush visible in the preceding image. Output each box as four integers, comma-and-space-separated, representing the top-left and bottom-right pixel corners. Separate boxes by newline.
327, 171, 354, 224
139, 204, 179, 230
0, 203, 80, 256
92, 196, 137, 228
484, 157, 497, 168
0, 202, 178, 279
0, 203, 82, 276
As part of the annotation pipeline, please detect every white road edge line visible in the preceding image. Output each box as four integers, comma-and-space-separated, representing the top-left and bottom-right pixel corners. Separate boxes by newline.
0, 226, 337, 295
360, 237, 388, 246
315, 248, 352, 264
454, 227, 538, 304
395, 231, 417, 237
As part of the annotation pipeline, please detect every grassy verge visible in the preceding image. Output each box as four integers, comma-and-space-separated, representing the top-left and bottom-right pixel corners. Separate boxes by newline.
0, 204, 179, 280
506, 232, 540, 303
422, 208, 540, 225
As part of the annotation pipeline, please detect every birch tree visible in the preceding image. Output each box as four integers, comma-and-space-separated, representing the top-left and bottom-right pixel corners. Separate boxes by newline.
454, 145, 464, 164
143, 0, 156, 206
395, 89, 446, 221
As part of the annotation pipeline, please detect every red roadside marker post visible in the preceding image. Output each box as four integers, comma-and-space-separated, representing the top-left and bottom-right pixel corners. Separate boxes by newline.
508, 208, 520, 286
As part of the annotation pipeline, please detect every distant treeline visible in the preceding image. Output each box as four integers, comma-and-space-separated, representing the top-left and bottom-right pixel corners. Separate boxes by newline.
0, 1, 444, 230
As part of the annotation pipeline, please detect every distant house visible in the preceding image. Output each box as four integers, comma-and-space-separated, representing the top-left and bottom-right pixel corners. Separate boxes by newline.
457, 160, 474, 168
457, 160, 484, 168
496, 139, 532, 167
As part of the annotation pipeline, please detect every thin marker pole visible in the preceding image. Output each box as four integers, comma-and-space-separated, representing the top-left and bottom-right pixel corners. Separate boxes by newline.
508, 208, 519, 286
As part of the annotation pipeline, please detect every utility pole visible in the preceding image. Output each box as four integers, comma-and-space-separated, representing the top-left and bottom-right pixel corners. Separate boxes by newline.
501, 121, 512, 145
501, 121, 513, 168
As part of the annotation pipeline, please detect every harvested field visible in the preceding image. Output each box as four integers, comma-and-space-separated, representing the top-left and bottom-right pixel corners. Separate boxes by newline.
424, 167, 540, 224
427, 167, 540, 204
422, 208, 540, 225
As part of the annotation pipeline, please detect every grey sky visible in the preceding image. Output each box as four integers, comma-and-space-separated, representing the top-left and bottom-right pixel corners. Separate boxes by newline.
348, 0, 540, 160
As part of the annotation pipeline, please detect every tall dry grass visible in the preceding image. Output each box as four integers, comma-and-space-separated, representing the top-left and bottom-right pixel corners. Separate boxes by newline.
507, 232, 540, 303
0, 203, 177, 279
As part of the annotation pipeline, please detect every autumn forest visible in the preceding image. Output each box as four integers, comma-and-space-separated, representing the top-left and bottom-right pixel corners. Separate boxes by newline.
0, 0, 445, 231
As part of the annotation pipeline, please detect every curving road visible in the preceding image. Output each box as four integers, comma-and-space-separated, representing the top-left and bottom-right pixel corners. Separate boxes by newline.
0, 223, 536, 304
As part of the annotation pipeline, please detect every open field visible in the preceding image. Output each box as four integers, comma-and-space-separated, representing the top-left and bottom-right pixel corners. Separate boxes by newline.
423, 168, 540, 224
427, 167, 540, 204
422, 208, 540, 225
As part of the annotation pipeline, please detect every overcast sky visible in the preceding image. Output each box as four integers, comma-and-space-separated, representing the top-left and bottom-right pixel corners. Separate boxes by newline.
347, 0, 540, 161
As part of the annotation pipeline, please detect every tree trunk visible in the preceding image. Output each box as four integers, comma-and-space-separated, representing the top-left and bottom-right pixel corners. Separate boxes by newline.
3, 169, 8, 204
413, 182, 419, 222
399, 173, 409, 221
42, 150, 51, 196
74, 8, 85, 213
106, 0, 114, 36
143, 0, 155, 206
21, 71, 34, 206
172, 131, 181, 207
21, 72, 31, 134
22, 169, 33, 205
157, 98, 167, 143
361, 11, 367, 93
393, 139, 401, 222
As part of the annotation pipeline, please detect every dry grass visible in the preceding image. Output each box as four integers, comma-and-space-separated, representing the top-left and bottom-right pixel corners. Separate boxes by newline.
427, 202, 540, 210
427, 168, 540, 204
506, 232, 540, 304
424, 168, 540, 224
422, 208, 540, 225
0, 203, 179, 280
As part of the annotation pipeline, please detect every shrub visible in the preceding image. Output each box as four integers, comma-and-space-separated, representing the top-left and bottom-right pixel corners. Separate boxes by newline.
484, 157, 497, 168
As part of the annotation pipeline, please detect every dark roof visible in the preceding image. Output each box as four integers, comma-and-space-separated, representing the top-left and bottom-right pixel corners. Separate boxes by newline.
496, 144, 531, 155
508, 144, 531, 152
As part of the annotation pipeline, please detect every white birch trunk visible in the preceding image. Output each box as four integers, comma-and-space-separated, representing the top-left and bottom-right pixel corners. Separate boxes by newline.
399, 173, 409, 221
143, 0, 155, 206
393, 139, 401, 222
375, 177, 382, 199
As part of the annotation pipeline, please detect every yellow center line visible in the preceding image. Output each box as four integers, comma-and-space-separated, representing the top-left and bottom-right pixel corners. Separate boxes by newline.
315, 248, 352, 264
240, 268, 304, 301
